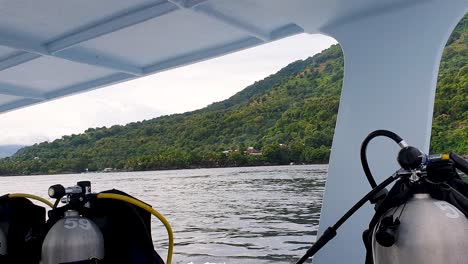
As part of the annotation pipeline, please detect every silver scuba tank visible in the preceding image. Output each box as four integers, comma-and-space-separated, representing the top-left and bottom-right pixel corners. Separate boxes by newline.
0, 226, 6, 256
373, 193, 468, 264
41, 210, 104, 264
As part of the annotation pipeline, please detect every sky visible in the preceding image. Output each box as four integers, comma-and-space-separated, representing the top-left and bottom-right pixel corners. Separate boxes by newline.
0, 34, 337, 146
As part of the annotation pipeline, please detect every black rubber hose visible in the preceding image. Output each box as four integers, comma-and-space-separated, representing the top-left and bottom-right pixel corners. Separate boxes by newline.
53, 198, 60, 209
450, 153, 468, 175
295, 173, 400, 264
361, 130, 404, 188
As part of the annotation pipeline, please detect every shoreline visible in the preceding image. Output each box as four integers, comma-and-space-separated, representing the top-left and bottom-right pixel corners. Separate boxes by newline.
0, 162, 328, 177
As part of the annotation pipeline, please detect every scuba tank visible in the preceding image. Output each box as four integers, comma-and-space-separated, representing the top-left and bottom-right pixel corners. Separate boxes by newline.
0, 225, 6, 256
42, 182, 104, 264
296, 130, 468, 264
367, 146, 468, 264
372, 193, 468, 263
41, 210, 104, 264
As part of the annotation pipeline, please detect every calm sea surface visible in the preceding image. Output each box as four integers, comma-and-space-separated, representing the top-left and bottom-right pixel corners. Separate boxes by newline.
0, 165, 327, 264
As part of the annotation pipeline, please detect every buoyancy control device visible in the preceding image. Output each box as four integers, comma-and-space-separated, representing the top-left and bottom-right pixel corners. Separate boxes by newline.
0, 181, 173, 264
296, 129, 468, 264
0, 194, 46, 263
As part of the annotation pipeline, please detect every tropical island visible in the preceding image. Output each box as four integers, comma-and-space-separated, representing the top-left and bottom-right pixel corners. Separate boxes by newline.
0, 15, 466, 175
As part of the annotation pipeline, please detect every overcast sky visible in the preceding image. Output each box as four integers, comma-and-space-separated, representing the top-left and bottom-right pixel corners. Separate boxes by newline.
0, 34, 336, 146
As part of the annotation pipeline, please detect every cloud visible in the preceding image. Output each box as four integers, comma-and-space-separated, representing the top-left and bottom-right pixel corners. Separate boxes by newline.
0, 34, 337, 145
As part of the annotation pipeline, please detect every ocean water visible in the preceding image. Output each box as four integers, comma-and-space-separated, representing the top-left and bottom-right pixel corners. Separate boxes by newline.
0, 165, 327, 264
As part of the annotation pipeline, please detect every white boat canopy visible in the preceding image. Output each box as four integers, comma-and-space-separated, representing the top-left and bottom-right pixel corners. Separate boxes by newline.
0, 0, 370, 113
0, 0, 466, 263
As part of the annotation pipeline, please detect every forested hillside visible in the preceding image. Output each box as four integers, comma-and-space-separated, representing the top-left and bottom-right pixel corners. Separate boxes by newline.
0, 15, 466, 175
430, 15, 467, 154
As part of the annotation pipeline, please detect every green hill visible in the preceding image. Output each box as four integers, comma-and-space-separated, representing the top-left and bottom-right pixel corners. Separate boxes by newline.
0, 15, 466, 175
430, 15, 467, 154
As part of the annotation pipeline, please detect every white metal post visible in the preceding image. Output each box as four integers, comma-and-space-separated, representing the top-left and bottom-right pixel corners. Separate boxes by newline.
312, 1, 467, 263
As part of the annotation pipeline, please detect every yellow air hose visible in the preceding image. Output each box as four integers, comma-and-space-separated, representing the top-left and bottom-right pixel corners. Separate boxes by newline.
8, 193, 53, 208
96, 193, 174, 264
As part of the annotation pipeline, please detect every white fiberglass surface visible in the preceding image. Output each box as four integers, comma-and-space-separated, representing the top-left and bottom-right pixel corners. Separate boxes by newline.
0, 0, 161, 42
0, 56, 116, 93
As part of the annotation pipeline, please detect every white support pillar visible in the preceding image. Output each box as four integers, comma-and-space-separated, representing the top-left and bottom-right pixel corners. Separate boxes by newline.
313, 1, 467, 263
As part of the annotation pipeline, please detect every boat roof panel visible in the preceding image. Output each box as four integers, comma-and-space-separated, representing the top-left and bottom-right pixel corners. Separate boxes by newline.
73, 9, 251, 68
206, 0, 300, 34
0, 0, 161, 42
0, 47, 22, 61
0, 0, 421, 114
0, 57, 116, 93
0, 94, 25, 106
